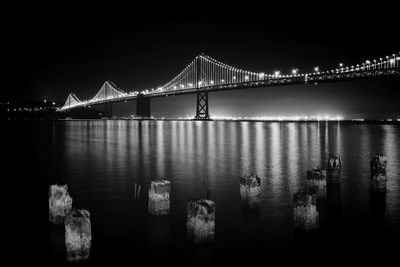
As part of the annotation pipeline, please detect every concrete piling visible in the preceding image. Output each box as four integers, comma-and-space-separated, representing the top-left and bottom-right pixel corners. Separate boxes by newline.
293, 190, 319, 231
65, 209, 91, 262
306, 168, 327, 199
48, 184, 73, 224
187, 199, 215, 243
148, 179, 171, 215
239, 174, 261, 209
370, 154, 387, 192
327, 156, 342, 183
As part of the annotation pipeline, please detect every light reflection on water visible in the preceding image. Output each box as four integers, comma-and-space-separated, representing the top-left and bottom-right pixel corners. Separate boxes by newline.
33, 120, 400, 265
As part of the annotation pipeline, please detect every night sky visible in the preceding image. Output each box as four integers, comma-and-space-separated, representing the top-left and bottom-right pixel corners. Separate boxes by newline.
5, 2, 400, 119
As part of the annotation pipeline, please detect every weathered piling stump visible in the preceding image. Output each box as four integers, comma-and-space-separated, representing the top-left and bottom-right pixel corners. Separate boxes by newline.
370, 154, 387, 192
327, 156, 342, 183
306, 168, 327, 199
148, 179, 170, 215
65, 209, 91, 262
239, 174, 261, 209
187, 199, 215, 243
48, 184, 73, 224
293, 190, 319, 231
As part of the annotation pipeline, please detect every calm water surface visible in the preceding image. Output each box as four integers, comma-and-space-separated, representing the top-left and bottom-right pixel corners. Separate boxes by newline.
5, 120, 400, 265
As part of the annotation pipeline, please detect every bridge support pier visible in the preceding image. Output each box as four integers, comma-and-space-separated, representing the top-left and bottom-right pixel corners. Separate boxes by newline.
194, 91, 210, 120
136, 94, 151, 118
104, 102, 113, 117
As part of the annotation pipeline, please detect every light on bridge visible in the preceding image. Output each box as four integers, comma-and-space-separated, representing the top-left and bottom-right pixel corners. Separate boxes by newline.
59, 52, 398, 112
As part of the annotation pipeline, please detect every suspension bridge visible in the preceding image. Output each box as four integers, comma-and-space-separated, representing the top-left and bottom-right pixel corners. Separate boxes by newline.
58, 52, 400, 119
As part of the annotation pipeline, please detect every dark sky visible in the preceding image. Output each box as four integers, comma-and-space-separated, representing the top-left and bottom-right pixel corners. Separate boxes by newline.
4, 2, 400, 119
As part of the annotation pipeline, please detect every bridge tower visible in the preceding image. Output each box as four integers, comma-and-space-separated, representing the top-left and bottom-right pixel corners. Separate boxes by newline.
136, 94, 151, 118
195, 55, 210, 120
104, 102, 113, 117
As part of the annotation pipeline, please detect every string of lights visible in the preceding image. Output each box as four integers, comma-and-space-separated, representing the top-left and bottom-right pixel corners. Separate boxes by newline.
59, 52, 400, 111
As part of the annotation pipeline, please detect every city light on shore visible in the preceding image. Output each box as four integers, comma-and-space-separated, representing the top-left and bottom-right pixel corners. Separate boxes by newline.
210, 115, 344, 121
155, 115, 346, 121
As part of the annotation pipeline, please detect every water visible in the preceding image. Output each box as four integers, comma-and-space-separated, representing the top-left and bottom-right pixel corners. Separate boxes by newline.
4, 120, 400, 265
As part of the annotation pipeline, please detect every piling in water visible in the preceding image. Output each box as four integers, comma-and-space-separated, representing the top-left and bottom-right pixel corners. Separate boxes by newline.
293, 189, 319, 231
148, 179, 171, 215
48, 184, 73, 224
65, 209, 91, 262
187, 199, 215, 243
239, 173, 261, 209
327, 156, 342, 183
306, 168, 327, 199
370, 154, 387, 192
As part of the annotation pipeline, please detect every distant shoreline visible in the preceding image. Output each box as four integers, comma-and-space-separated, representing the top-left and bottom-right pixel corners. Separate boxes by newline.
4, 118, 400, 125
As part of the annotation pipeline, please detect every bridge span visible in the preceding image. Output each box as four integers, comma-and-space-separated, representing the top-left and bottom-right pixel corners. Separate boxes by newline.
58, 53, 400, 119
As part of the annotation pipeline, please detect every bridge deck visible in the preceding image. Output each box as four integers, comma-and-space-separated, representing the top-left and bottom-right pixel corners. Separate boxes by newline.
59, 67, 399, 110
